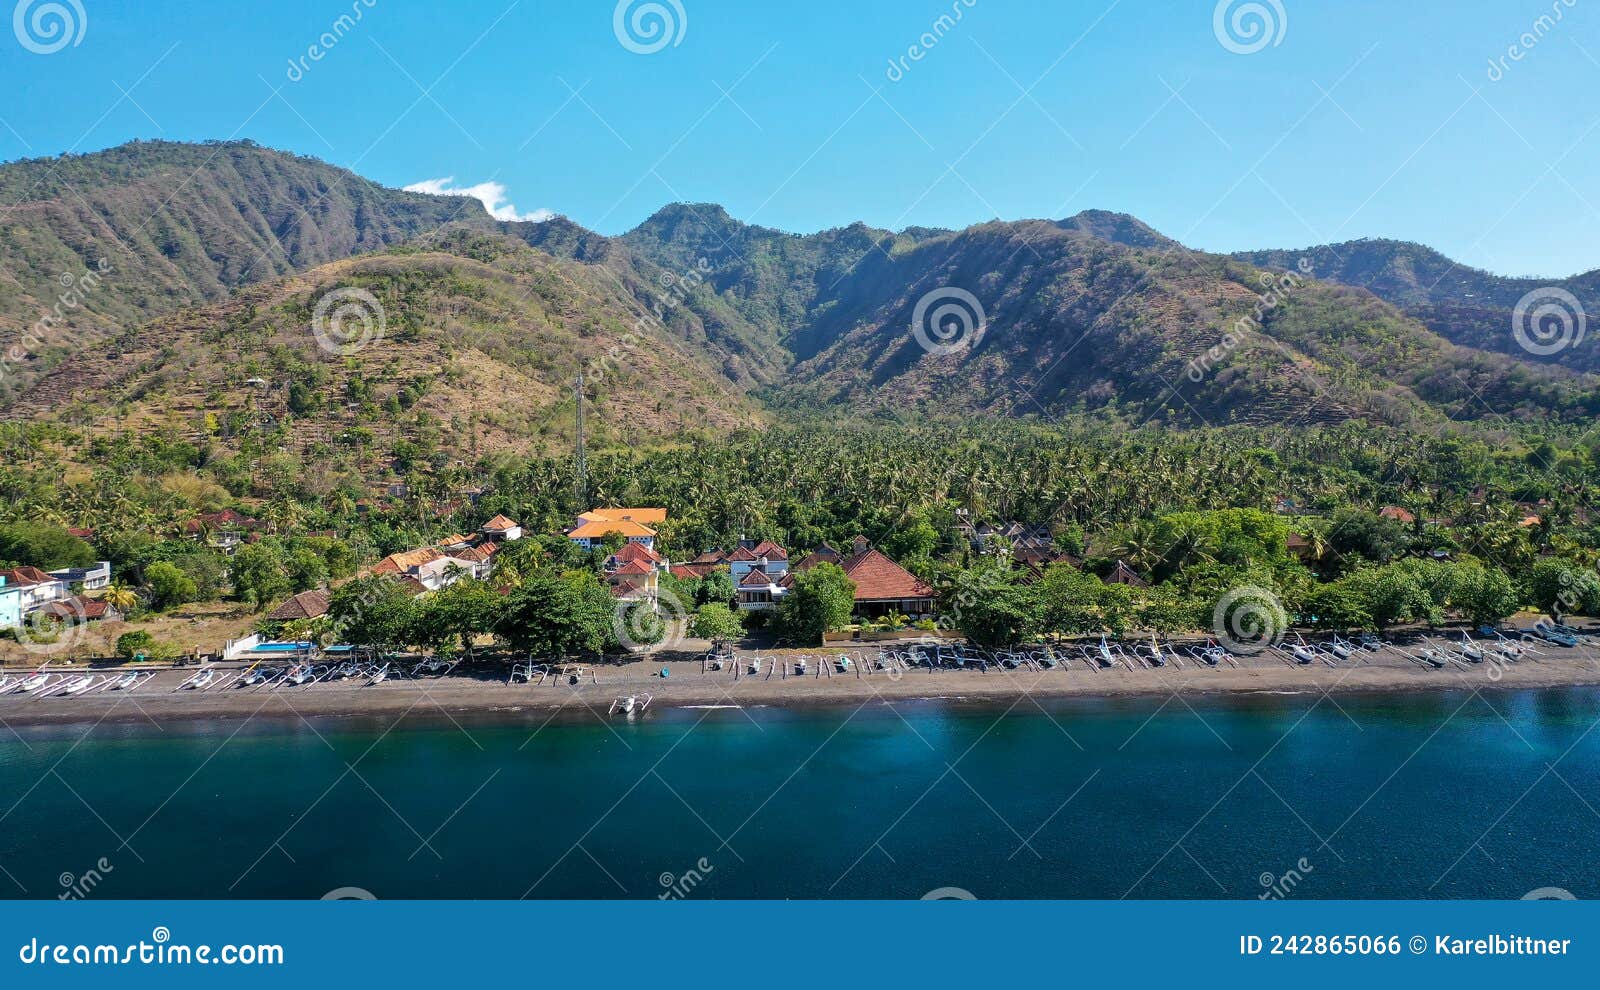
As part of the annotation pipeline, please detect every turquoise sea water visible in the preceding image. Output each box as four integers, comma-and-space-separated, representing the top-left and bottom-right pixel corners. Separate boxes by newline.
2, 689, 1599, 899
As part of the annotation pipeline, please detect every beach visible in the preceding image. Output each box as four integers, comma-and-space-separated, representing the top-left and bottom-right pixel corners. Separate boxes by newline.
4, 632, 1598, 728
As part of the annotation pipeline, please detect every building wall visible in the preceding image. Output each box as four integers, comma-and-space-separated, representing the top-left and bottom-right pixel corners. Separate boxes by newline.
0, 589, 20, 630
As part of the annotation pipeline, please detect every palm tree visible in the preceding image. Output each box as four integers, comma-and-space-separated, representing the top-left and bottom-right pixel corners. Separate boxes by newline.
102, 582, 140, 614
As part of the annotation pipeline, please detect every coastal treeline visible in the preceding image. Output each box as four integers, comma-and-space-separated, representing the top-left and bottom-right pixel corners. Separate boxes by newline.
1, 419, 1596, 652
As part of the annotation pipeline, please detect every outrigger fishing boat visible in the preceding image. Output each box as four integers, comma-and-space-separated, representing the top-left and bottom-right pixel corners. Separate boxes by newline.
183, 669, 215, 690
366, 663, 390, 686
16, 673, 53, 694
1280, 638, 1321, 665
61, 675, 98, 696
1326, 636, 1357, 662
1412, 647, 1447, 669
1529, 623, 1579, 647
608, 693, 653, 717
110, 672, 141, 691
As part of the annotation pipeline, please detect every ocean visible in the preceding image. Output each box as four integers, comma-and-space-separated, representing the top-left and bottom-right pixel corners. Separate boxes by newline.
3, 688, 1598, 899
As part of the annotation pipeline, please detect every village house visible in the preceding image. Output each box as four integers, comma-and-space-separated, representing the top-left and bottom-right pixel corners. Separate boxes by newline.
41, 597, 122, 624
566, 507, 667, 551
602, 541, 669, 600
608, 559, 660, 601
265, 589, 332, 623
479, 514, 523, 542
1106, 560, 1149, 587
722, 540, 790, 611
183, 509, 262, 551
358, 514, 522, 597
0, 577, 21, 631
793, 536, 935, 617
1378, 506, 1416, 525
0, 566, 69, 614
738, 567, 789, 611
48, 560, 112, 591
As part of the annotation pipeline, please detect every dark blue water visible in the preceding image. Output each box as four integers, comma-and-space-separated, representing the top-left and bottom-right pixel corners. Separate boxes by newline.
2, 689, 1598, 899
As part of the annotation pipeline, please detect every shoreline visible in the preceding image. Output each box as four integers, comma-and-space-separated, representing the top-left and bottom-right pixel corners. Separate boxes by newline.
4, 643, 1599, 731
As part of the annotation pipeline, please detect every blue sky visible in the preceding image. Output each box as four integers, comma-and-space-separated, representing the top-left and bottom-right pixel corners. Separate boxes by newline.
5, 0, 1599, 276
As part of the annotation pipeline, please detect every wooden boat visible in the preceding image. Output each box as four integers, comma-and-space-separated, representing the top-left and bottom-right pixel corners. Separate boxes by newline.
367, 663, 390, 686
609, 693, 653, 716
17, 673, 53, 693
61, 675, 98, 696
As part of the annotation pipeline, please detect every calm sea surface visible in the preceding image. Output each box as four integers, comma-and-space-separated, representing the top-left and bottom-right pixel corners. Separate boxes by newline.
3, 688, 1598, 899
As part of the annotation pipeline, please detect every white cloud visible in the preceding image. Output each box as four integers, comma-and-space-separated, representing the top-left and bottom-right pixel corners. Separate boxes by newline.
403, 176, 554, 223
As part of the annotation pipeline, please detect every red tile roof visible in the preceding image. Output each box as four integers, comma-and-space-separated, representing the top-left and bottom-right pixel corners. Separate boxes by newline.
792, 542, 842, 572
613, 559, 655, 576
835, 542, 933, 602
750, 540, 788, 560
691, 550, 727, 565
266, 589, 331, 621
481, 515, 520, 531
739, 569, 779, 588
42, 597, 117, 620
672, 563, 722, 580
1378, 506, 1416, 524
615, 542, 663, 564
0, 566, 59, 587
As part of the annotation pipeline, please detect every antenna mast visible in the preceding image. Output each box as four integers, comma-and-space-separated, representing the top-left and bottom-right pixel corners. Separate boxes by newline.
574, 373, 588, 508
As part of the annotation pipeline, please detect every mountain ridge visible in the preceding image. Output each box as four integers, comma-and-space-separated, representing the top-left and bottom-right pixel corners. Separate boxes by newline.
3, 140, 1597, 456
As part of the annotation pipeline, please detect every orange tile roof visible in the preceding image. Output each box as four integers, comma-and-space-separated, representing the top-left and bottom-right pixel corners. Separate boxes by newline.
373, 547, 446, 575
613, 559, 655, 576
568, 518, 656, 539
482, 515, 520, 531
579, 507, 667, 525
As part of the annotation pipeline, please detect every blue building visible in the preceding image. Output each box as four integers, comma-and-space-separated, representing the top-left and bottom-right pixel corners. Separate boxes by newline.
0, 576, 21, 632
